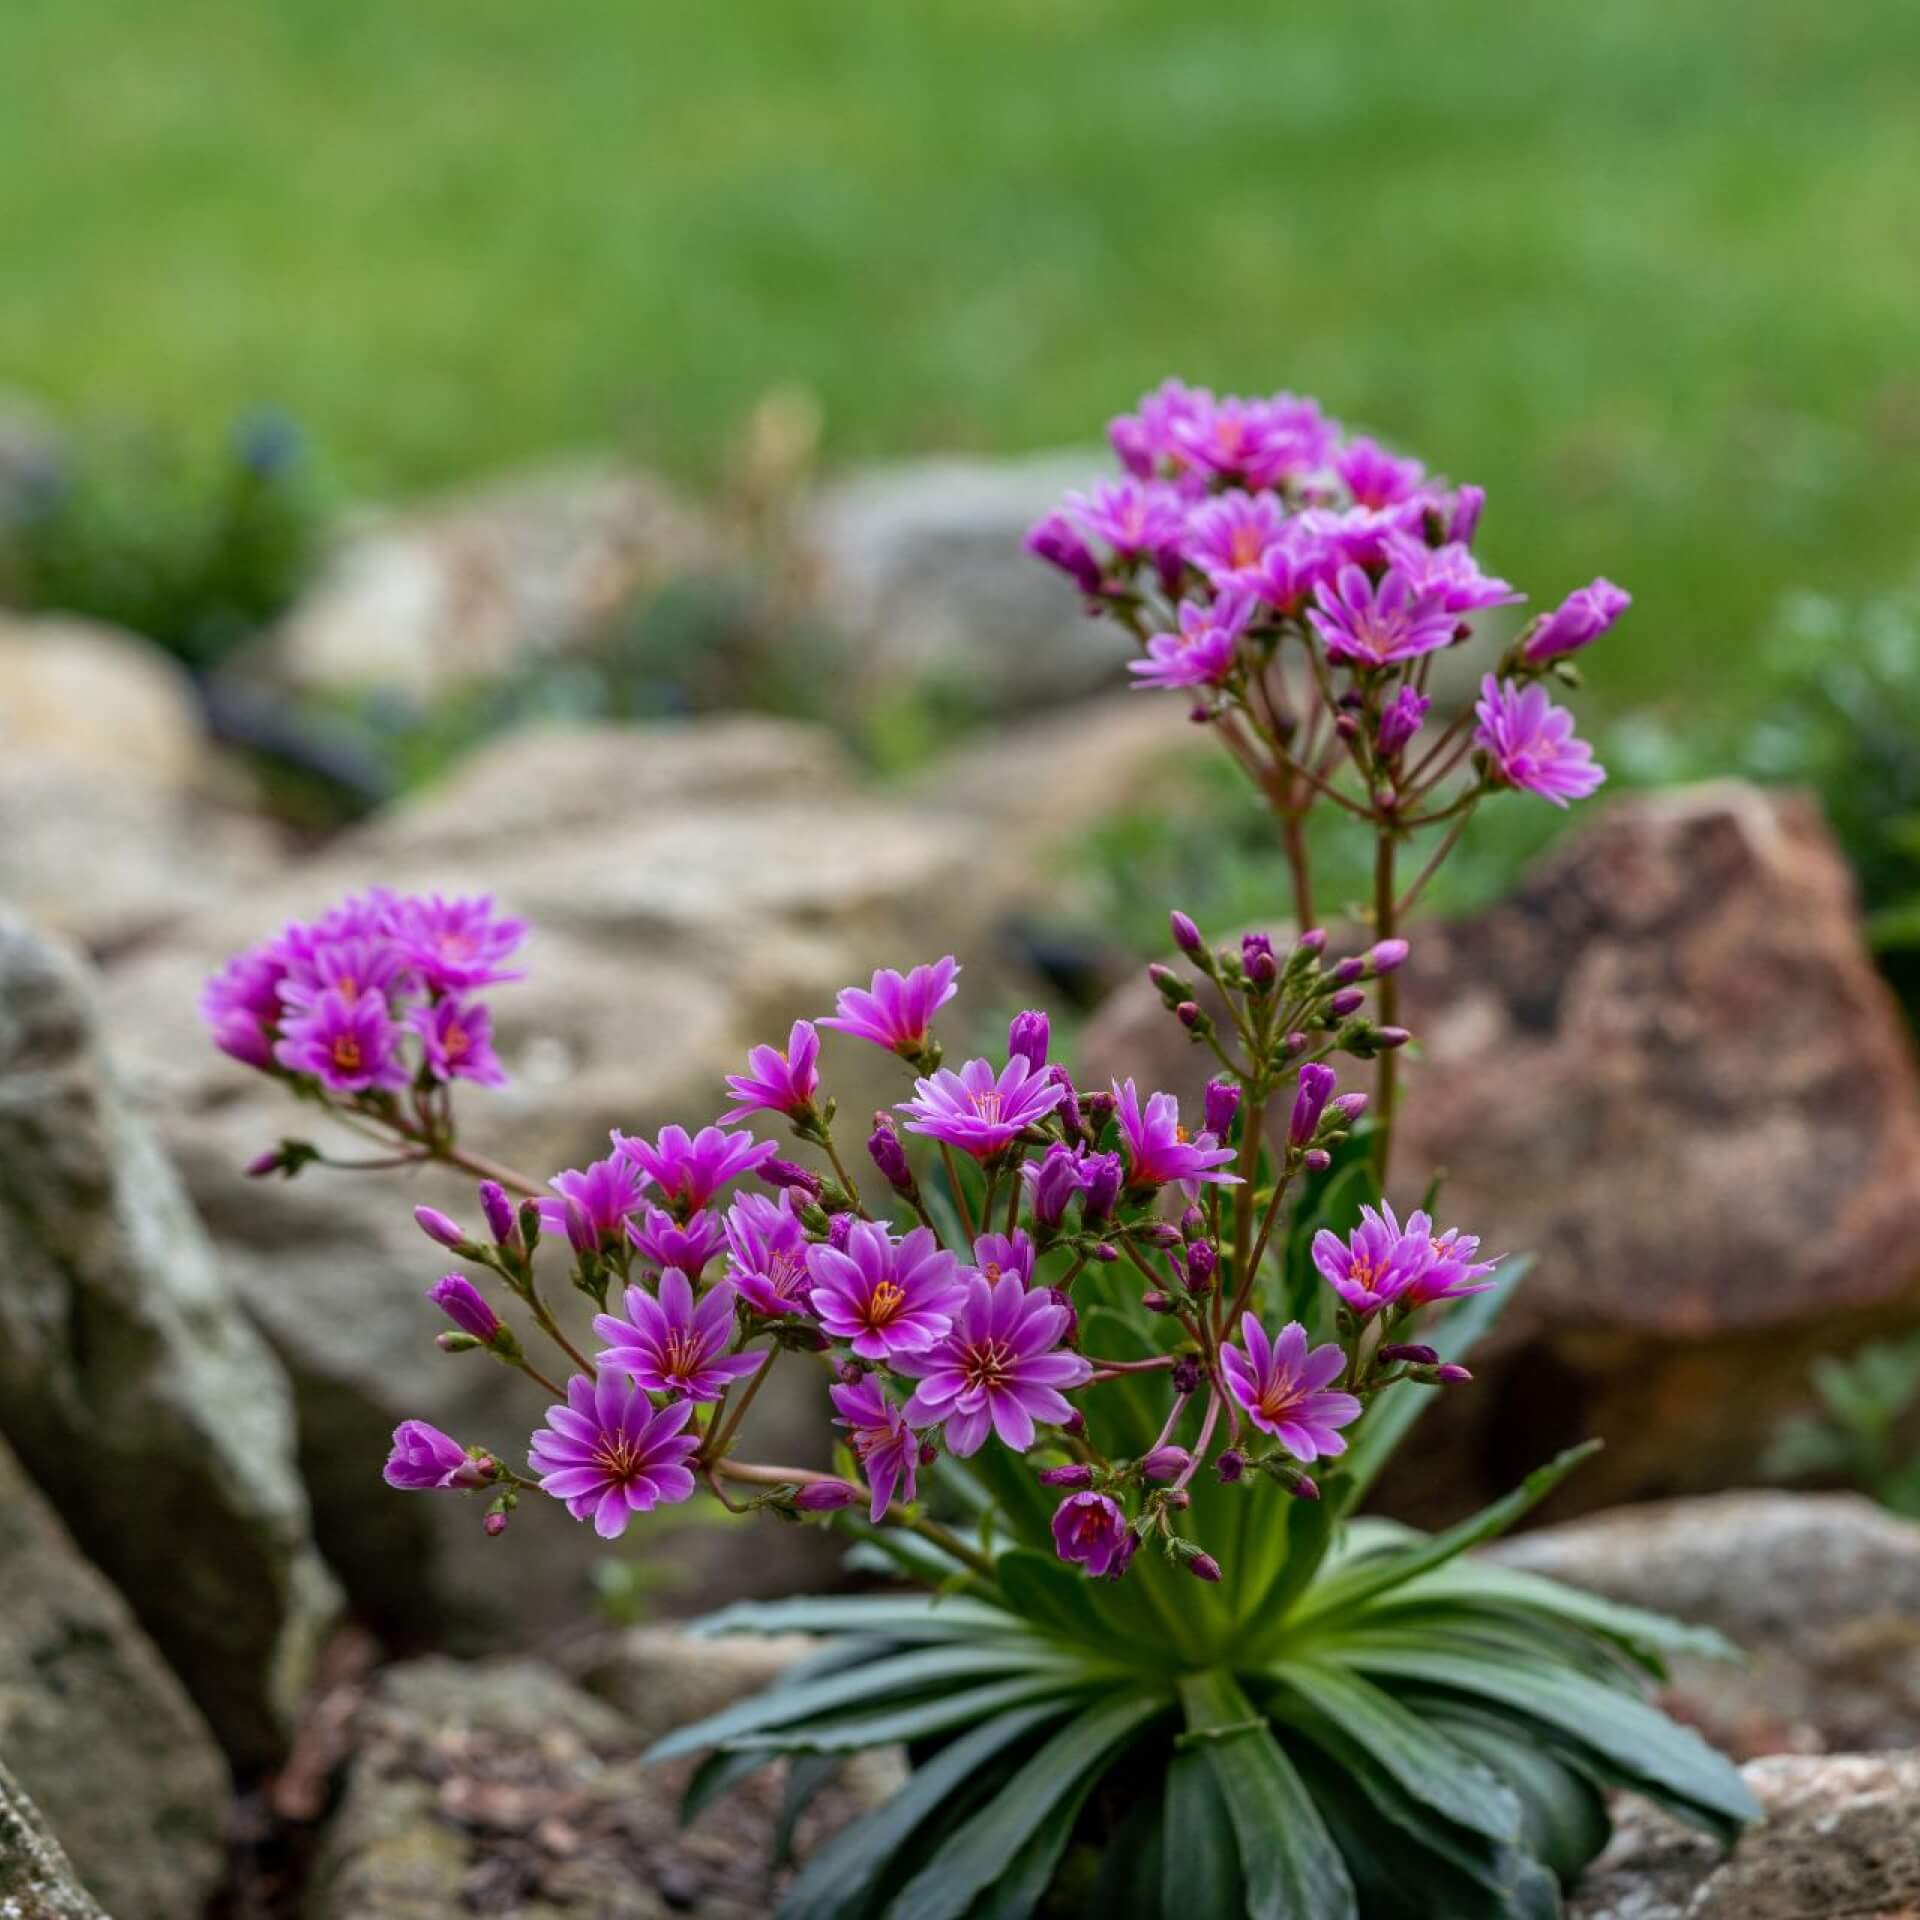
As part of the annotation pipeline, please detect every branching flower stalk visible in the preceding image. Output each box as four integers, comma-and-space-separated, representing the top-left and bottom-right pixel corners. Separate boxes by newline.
204, 385, 1751, 1920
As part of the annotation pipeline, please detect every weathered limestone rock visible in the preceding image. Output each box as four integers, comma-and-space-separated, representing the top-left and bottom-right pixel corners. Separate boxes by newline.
0, 1759, 108, 1920
1488, 1491, 1920, 1757
267, 463, 717, 702
0, 1436, 230, 1919
1570, 1752, 1920, 1919
1079, 785, 1920, 1522
305, 1654, 903, 1920
0, 911, 338, 1767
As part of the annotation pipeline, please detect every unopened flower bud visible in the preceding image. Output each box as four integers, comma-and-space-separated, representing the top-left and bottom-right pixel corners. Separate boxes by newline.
1186, 1552, 1222, 1583
1241, 933, 1279, 988
1328, 987, 1366, 1019
562, 1196, 596, 1259
867, 1115, 917, 1196
414, 1206, 471, 1253
1141, 1446, 1190, 1483
1289, 1062, 1338, 1148
1302, 1148, 1332, 1173
436, 1331, 483, 1353
1008, 1010, 1050, 1071
1435, 1363, 1472, 1384
1060, 1410, 1086, 1438
1379, 1343, 1439, 1365
1186, 1241, 1216, 1291
1294, 928, 1328, 960
428, 1273, 502, 1345
1180, 1204, 1206, 1241
244, 1148, 284, 1179
1335, 712, 1361, 741
1280, 1031, 1309, 1060
827, 1212, 856, 1250
1039, 1463, 1094, 1489
1141, 1289, 1173, 1315
1290, 1474, 1321, 1501
1329, 1092, 1369, 1124
1147, 963, 1184, 1003
795, 1479, 861, 1512
919, 1438, 940, 1465
1161, 1486, 1191, 1510
1169, 910, 1204, 956
478, 1180, 518, 1248
1216, 1449, 1247, 1484
1203, 1076, 1241, 1139
1176, 1000, 1206, 1032
1375, 1026, 1411, 1049
517, 1198, 543, 1251
1081, 1090, 1116, 1134
1144, 1222, 1182, 1249
483, 1511, 509, 1538
1048, 1287, 1080, 1345
1368, 938, 1410, 974
762, 1157, 822, 1198
1171, 1356, 1203, 1396
1092, 1241, 1119, 1263
1081, 1154, 1122, 1223
1331, 956, 1365, 987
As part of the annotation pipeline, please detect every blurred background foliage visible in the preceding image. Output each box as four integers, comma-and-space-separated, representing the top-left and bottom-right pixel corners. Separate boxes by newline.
3, 0, 1918, 708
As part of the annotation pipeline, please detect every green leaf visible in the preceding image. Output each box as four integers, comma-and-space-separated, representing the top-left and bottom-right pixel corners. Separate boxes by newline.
732, 1673, 1098, 1753
1335, 1260, 1528, 1505
994, 1546, 1123, 1644
1296, 1440, 1601, 1622
1179, 1669, 1357, 1920
889, 1690, 1170, 1920
1162, 1745, 1244, 1918
685, 1593, 1017, 1643
1424, 1708, 1613, 1885
1330, 1644, 1760, 1840
646, 1641, 1070, 1760
776, 1699, 1073, 1920
681, 1744, 775, 1824
772, 1752, 842, 1870
1270, 1658, 1521, 1845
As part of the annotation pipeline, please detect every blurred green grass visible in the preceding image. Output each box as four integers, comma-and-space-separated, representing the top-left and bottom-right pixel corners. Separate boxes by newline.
5, 0, 1918, 705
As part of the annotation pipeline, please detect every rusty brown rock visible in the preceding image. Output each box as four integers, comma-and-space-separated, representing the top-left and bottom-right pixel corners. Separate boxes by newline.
1078, 784, 1920, 1522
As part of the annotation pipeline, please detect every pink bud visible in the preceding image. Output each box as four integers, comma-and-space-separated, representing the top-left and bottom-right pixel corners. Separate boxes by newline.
483, 1511, 509, 1537
1186, 1552, 1222, 1583
1141, 1446, 1191, 1483
795, 1480, 861, 1512
414, 1206, 468, 1251
1038, 1463, 1094, 1488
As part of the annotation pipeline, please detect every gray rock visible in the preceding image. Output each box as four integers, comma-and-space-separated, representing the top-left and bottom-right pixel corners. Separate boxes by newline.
1078, 784, 1920, 1525
0, 911, 338, 1767
0, 1434, 229, 1920
1570, 1752, 1920, 1919
1488, 1491, 1920, 1757
98, 715, 1019, 1646
306, 1654, 902, 1920
0, 1758, 108, 1920
798, 451, 1127, 712
265, 463, 717, 702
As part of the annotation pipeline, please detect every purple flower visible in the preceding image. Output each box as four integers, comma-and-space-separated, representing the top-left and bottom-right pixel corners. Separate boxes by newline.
1128, 596, 1251, 693
1006, 1011, 1050, 1072
1308, 564, 1457, 669
1289, 1063, 1338, 1148
1443, 483, 1485, 546
1522, 578, 1632, 664
538, 1155, 647, 1249
528, 1372, 699, 1538
1108, 377, 1211, 478
1184, 490, 1290, 591
1112, 1079, 1240, 1191
1204, 1076, 1242, 1140
1474, 675, 1606, 808
830, 1375, 925, 1522
428, 1274, 502, 1344
1400, 1217, 1503, 1308
806, 1222, 963, 1362
723, 1191, 814, 1317
274, 989, 410, 1094
1051, 1492, 1136, 1579
969, 1230, 1036, 1286
1312, 1202, 1433, 1315
615, 1124, 776, 1215
1020, 1143, 1088, 1230
898, 1272, 1091, 1455
1250, 526, 1334, 619
1065, 479, 1189, 564
592, 1269, 763, 1402
1220, 1315, 1362, 1459
1023, 511, 1105, 595
384, 1420, 490, 1491
201, 946, 287, 1069
275, 934, 406, 1014
899, 1055, 1066, 1160
1334, 436, 1427, 510
1378, 684, 1431, 758
389, 893, 528, 991
1385, 536, 1523, 617
821, 957, 960, 1059
628, 1205, 730, 1280
410, 997, 507, 1086
720, 1021, 821, 1124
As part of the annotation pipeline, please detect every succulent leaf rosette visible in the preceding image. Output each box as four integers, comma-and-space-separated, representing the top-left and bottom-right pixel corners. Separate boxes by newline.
204, 384, 1755, 1919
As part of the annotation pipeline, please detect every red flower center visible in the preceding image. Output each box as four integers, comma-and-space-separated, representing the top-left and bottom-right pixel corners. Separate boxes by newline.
331, 1036, 363, 1072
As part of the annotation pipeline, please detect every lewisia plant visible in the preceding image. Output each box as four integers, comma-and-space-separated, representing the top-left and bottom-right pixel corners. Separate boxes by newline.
207, 386, 1755, 1920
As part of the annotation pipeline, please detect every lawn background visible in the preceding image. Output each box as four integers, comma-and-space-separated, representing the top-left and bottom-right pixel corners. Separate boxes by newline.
5, 0, 1918, 706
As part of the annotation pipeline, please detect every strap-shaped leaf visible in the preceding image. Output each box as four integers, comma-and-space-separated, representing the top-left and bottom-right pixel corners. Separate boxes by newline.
777, 1698, 1073, 1920
686, 1592, 1018, 1642
1331, 1644, 1760, 1839
772, 1752, 842, 1870
681, 1744, 775, 1824
730, 1672, 1095, 1753
1162, 1744, 1244, 1918
1271, 1658, 1522, 1844
1336, 1260, 1528, 1504
1423, 1707, 1613, 1885
1179, 1669, 1357, 1920
889, 1689, 1170, 1920
1295, 1440, 1600, 1622
646, 1640, 1071, 1760
1356, 1557, 1739, 1675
